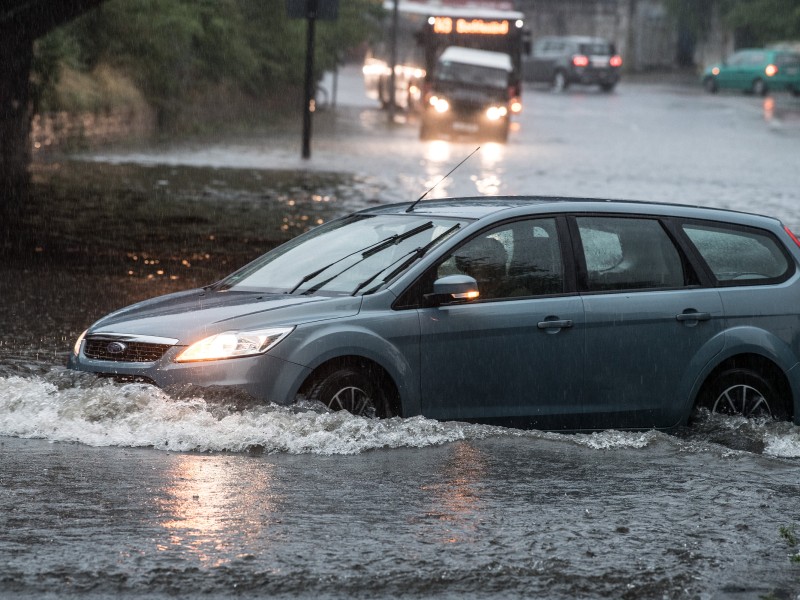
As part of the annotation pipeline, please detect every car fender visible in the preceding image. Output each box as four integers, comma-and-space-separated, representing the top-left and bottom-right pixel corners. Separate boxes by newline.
275, 320, 421, 417
685, 326, 800, 422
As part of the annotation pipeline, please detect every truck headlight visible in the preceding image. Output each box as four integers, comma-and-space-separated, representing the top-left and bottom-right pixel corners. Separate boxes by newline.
430, 95, 450, 113
486, 105, 508, 121
175, 327, 294, 362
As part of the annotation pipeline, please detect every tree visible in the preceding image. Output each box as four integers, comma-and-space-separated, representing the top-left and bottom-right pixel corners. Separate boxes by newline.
664, 0, 800, 50
1, 0, 104, 212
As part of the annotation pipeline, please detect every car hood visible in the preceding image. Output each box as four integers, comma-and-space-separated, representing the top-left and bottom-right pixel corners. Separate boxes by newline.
88, 288, 362, 344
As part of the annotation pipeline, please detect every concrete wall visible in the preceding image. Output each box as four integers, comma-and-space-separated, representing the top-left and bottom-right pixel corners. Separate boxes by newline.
517, 0, 730, 71
31, 107, 155, 153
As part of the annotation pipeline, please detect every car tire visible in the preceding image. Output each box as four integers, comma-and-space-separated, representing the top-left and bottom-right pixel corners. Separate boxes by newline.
703, 77, 718, 94
700, 368, 788, 420
599, 82, 616, 93
752, 78, 767, 96
304, 364, 393, 418
552, 70, 568, 92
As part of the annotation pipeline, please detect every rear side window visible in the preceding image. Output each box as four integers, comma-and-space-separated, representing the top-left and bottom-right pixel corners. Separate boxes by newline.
682, 223, 792, 284
577, 217, 686, 291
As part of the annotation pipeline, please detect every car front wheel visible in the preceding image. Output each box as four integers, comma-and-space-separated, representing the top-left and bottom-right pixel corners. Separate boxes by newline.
303, 364, 393, 418
701, 368, 788, 419
703, 77, 718, 93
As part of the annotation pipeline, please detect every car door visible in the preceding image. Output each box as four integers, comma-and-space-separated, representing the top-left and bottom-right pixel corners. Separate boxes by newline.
415, 216, 586, 428
573, 215, 724, 429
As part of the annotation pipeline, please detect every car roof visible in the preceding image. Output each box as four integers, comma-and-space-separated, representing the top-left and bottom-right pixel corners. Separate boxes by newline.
359, 196, 783, 226
438, 46, 513, 71
388, 0, 524, 21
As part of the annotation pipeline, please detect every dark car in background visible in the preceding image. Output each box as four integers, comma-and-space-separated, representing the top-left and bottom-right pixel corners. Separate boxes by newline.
523, 35, 622, 92
702, 48, 800, 96
69, 197, 800, 431
420, 46, 514, 143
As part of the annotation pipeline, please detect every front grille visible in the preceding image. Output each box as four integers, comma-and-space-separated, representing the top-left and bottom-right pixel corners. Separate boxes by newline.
84, 338, 173, 362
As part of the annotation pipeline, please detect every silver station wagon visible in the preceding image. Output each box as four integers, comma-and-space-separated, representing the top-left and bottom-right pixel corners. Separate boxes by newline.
69, 198, 800, 430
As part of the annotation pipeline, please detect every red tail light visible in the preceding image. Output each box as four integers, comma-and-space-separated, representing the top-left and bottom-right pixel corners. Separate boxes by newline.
610, 55, 623, 68
784, 226, 800, 248
572, 54, 589, 67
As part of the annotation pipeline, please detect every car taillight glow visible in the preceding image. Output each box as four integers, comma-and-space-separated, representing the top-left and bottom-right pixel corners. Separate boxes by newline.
765, 64, 778, 77
610, 55, 623, 67
784, 226, 800, 248
572, 54, 589, 67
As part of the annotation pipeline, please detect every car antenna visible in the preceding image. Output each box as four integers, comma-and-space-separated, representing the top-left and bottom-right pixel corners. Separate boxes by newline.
405, 146, 480, 213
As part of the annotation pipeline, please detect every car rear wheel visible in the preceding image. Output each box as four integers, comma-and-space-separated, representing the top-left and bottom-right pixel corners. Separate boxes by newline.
553, 70, 568, 92
703, 77, 718, 93
304, 364, 393, 418
701, 368, 788, 419
751, 78, 767, 96
599, 82, 616, 93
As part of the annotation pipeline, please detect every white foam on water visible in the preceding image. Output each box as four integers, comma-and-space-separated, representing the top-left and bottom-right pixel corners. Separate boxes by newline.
2, 374, 799, 457
0, 375, 511, 455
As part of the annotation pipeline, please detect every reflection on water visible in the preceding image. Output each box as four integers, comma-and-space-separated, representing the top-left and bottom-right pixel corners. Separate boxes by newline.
419, 442, 488, 544
422, 140, 454, 198
474, 142, 505, 195
764, 97, 775, 122
157, 455, 278, 566
423, 140, 509, 198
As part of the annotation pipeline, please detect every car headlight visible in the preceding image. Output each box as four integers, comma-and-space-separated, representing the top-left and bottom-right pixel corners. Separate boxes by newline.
175, 327, 294, 362
486, 105, 508, 121
430, 95, 450, 113
73, 329, 88, 356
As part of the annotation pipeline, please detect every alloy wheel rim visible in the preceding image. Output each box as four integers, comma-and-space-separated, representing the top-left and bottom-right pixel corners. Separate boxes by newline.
329, 385, 374, 416
712, 384, 771, 418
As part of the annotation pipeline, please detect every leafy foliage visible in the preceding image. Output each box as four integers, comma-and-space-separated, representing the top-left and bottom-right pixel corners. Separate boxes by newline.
724, 0, 800, 46
33, 0, 382, 128
664, 0, 800, 46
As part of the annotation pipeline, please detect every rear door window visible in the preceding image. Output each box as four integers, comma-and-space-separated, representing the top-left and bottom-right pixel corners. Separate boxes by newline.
576, 216, 687, 291
681, 222, 793, 284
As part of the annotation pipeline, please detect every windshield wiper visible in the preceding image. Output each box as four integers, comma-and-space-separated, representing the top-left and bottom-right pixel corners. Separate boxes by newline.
290, 221, 434, 296
351, 223, 461, 296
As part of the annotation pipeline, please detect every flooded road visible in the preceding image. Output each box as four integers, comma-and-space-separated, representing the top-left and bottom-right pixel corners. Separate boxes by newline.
2, 69, 800, 599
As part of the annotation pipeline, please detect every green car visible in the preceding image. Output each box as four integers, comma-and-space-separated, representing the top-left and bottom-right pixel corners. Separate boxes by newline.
702, 48, 800, 96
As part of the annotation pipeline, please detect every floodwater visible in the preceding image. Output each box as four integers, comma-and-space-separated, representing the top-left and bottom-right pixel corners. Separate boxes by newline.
3, 68, 800, 599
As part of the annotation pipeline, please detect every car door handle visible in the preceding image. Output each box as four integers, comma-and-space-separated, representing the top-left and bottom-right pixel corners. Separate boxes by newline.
675, 311, 712, 322
537, 319, 574, 330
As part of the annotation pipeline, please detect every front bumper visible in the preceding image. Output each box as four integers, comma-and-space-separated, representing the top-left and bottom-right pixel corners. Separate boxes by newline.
69, 345, 312, 405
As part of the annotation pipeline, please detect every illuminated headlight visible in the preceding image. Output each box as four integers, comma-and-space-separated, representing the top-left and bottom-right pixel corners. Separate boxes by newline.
175, 327, 294, 362
711, 67, 720, 76
430, 96, 450, 113
73, 329, 88, 356
486, 105, 508, 121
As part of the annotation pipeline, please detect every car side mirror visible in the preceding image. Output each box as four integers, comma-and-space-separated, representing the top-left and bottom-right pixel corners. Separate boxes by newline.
424, 275, 480, 307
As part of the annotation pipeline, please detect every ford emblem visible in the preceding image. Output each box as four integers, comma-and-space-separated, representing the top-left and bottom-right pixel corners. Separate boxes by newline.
106, 341, 127, 355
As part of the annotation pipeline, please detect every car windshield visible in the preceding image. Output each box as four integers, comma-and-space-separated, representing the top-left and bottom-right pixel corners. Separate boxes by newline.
216, 214, 468, 295
436, 61, 509, 88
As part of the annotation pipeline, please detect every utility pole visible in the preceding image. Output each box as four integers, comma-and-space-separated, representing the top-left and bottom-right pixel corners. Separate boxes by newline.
388, 0, 399, 123
286, 0, 339, 159
301, 0, 317, 159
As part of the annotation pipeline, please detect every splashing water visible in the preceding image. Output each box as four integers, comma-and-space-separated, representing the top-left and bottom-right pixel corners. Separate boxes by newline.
1, 370, 799, 457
